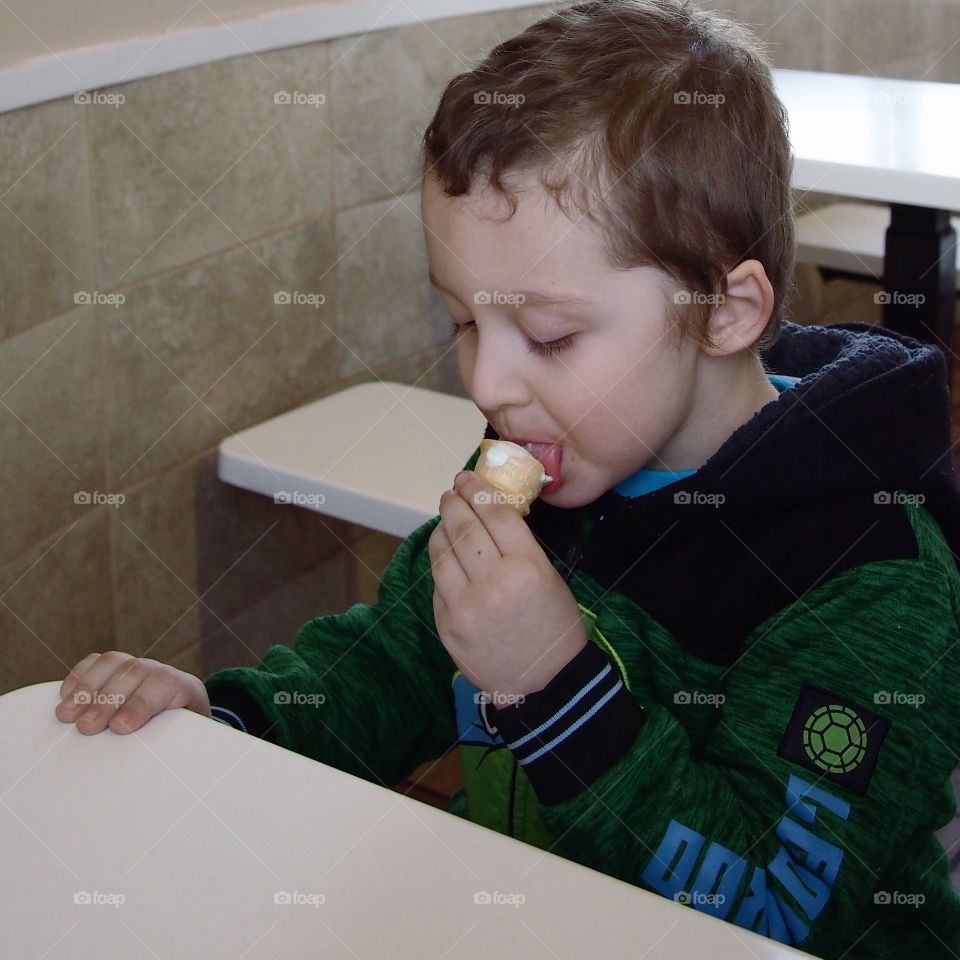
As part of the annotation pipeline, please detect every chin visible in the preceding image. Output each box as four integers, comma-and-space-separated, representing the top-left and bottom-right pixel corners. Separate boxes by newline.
539, 483, 594, 510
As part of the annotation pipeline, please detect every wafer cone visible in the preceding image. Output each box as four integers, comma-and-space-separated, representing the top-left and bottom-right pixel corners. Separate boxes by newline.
473, 440, 553, 516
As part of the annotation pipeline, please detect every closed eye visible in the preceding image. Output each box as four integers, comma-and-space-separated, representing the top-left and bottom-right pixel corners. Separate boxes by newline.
449, 320, 574, 358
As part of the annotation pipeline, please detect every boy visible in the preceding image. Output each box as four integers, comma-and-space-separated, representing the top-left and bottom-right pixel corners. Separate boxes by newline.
56, 1, 960, 956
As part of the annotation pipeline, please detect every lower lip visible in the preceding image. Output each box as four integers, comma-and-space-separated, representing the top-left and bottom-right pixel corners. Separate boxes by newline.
510, 439, 564, 495
542, 475, 563, 496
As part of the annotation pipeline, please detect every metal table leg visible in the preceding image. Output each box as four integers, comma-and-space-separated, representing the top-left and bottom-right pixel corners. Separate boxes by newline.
883, 203, 957, 384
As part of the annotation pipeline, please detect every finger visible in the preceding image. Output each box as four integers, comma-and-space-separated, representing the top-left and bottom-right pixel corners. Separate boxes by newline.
453, 471, 531, 558
429, 519, 468, 594
439, 486, 500, 583
59, 652, 101, 701
56, 651, 137, 721
106, 665, 182, 735
432, 580, 448, 632
72, 658, 154, 735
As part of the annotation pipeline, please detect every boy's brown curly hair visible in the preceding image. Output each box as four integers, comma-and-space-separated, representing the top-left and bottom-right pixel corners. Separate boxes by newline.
422, 0, 796, 353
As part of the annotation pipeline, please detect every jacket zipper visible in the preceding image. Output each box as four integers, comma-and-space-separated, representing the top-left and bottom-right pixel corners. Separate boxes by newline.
563, 504, 605, 583
563, 542, 583, 583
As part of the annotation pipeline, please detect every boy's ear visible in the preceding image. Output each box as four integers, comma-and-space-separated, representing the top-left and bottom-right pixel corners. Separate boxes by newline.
701, 259, 774, 356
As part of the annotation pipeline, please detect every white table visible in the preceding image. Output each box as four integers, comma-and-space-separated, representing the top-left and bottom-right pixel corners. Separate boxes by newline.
1, 681, 815, 959
775, 69, 960, 372
219, 381, 487, 538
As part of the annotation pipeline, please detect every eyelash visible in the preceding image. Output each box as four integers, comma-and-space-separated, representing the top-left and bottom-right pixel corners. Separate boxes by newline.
448, 320, 574, 358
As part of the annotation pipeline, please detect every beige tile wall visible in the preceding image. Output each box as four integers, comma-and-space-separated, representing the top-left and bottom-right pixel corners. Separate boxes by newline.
1, 0, 957, 700
0, 4, 550, 698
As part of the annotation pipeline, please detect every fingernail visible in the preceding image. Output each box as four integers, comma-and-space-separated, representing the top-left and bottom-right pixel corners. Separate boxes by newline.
80, 709, 99, 724
454, 471, 469, 485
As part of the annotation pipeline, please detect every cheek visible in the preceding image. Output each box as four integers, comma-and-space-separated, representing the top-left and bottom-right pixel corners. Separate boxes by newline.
570, 361, 673, 460
545, 351, 623, 442
455, 341, 474, 386
577, 370, 642, 435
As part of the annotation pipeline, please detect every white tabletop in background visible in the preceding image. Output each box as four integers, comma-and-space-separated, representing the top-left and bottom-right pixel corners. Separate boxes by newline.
0, 681, 816, 959
774, 69, 960, 209
218, 381, 488, 539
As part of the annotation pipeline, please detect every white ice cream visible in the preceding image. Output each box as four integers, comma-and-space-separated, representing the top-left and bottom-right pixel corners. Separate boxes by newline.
482, 441, 553, 486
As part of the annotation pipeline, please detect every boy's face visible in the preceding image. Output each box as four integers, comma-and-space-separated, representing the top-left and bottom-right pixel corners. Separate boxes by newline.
421, 169, 702, 509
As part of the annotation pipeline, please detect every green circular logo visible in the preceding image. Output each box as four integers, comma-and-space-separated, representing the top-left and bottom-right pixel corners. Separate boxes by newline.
802, 703, 868, 774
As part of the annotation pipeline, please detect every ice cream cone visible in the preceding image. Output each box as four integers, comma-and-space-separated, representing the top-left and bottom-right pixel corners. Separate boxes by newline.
473, 440, 553, 516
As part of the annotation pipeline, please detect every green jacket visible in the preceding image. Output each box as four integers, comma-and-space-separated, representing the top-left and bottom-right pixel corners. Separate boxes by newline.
205, 321, 960, 958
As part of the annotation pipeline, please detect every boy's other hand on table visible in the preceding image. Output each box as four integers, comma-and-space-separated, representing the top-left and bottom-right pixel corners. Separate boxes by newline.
55, 651, 212, 735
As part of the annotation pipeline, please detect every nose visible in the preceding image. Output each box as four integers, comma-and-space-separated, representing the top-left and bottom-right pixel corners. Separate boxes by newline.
464, 322, 531, 413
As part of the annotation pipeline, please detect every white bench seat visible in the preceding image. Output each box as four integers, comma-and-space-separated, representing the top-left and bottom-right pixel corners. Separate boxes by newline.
218, 381, 487, 538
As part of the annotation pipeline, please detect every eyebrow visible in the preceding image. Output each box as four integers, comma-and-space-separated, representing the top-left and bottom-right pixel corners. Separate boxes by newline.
428, 270, 592, 308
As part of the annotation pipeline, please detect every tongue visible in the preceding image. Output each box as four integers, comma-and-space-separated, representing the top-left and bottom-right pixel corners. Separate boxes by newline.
523, 442, 562, 487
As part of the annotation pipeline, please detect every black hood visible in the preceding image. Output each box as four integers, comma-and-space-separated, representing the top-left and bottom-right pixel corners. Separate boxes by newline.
483, 320, 960, 584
